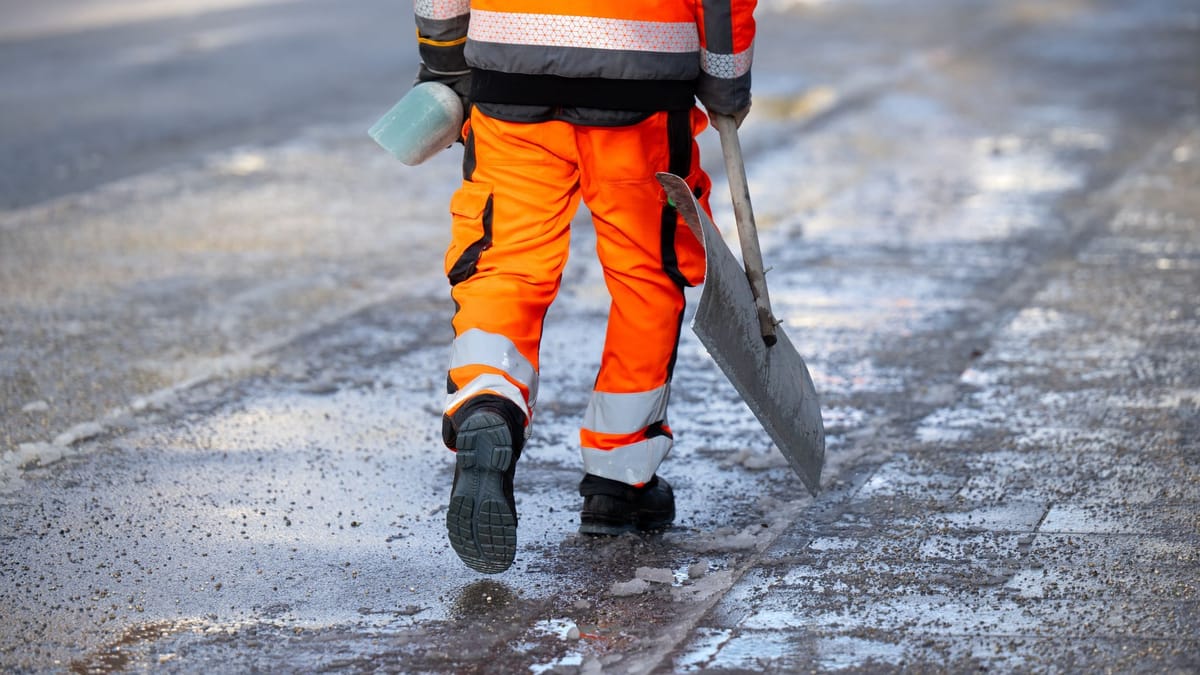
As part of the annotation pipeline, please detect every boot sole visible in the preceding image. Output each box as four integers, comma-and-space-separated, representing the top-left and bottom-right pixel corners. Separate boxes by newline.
446, 412, 516, 574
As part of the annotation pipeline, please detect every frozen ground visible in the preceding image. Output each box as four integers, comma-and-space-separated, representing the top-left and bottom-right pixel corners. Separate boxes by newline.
1, 0, 1198, 672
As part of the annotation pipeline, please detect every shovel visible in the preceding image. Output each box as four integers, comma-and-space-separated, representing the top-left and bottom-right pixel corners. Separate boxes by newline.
656, 114, 825, 496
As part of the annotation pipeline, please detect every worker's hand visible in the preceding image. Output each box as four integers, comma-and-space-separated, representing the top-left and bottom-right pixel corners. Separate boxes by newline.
731, 104, 751, 128
707, 103, 751, 129
415, 63, 472, 117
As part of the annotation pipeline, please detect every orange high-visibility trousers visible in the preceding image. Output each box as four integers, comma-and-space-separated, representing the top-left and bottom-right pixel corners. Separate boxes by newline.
442, 107, 713, 487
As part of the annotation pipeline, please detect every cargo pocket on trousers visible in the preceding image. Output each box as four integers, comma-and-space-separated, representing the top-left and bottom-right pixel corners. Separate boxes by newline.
445, 181, 494, 285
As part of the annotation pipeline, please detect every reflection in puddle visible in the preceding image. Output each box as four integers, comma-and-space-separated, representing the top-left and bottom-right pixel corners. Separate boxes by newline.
68, 620, 199, 674
451, 580, 518, 620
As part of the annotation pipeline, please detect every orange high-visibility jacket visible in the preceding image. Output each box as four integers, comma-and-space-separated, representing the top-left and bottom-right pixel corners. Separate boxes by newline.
415, 0, 756, 114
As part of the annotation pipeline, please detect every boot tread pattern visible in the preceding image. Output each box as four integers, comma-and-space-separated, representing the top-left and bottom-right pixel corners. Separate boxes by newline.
446, 412, 516, 574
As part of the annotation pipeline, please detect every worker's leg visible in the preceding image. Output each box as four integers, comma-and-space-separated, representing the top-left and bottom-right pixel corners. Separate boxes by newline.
575, 108, 712, 493
443, 110, 581, 440
442, 109, 581, 572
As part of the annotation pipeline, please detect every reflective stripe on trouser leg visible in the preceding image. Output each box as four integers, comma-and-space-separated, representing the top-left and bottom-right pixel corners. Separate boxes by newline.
572, 110, 711, 485
582, 385, 670, 436
580, 386, 673, 485
445, 329, 538, 439
444, 373, 531, 428
442, 110, 581, 446
449, 328, 539, 407
581, 436, 673, 487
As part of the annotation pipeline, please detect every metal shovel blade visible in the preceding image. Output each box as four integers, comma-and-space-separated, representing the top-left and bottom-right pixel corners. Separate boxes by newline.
658, 172, 825, 496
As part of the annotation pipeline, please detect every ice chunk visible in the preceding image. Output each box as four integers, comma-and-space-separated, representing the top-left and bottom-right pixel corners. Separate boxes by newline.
610, 579, 650, 596
54, 421, 104, 447
21, 400, 50, 413
635, 567, 675, 584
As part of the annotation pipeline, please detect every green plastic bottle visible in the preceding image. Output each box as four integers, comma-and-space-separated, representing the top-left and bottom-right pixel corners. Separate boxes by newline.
368, 82, 464, 166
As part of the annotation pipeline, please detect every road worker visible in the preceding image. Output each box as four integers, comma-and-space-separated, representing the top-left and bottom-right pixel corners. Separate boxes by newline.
414, 0, 756, 574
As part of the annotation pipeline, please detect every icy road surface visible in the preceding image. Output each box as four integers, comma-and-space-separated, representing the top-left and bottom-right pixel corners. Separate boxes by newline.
2, 0, 1198, 671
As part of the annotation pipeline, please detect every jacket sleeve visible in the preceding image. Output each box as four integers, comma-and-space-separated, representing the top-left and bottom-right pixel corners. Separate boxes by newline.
414, 0, 471, 76
696, 0, 756, 114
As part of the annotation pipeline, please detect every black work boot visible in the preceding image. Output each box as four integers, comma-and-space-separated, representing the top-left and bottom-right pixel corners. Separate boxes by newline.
445, 397, 525, 574
578, 473, 675, 536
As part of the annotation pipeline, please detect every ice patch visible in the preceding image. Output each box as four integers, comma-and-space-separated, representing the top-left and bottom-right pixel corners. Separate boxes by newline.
816, 636, 906, 670
671, 570, 735, 603
937, 502, 1048, 533
3, 443, 65, 474
53, 421, 105, 447
722, 446, 789, 470
634, 567, 676, 585
21, 400, 50, 413
131, 388, 181, 413
610, 579, 651, 597
1039, 504, 1137, 534
680, 525, 768, 553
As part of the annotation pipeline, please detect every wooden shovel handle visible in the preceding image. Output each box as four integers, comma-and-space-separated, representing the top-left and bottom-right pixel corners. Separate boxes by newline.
713, 113, 778, 346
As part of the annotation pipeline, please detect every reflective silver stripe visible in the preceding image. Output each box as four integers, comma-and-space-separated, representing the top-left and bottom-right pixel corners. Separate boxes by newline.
581, 436, 672, 486
444, 374, 532, 437
450, 329, 538, 405
469, 10, 699, 53
701, 43, 754, 79
415, 0, 470, 21
582, 385, 670, 435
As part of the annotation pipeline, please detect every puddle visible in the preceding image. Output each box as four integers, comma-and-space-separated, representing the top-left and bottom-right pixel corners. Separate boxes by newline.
68, 619, 201, 674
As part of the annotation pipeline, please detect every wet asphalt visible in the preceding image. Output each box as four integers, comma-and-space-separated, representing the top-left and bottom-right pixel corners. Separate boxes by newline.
2, 0, 1198, 672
